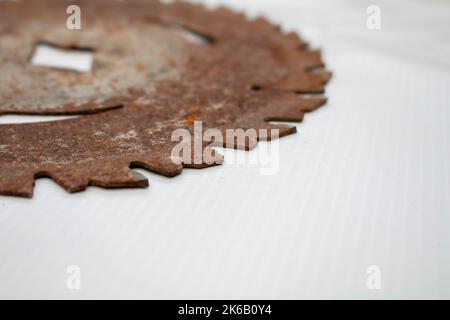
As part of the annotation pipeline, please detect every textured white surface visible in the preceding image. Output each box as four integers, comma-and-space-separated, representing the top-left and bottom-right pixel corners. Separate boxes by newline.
31, 44, 94, 73
1, 0, 450, 299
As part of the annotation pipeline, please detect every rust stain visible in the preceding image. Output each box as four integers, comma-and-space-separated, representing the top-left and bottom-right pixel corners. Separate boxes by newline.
185, 113, 200, 126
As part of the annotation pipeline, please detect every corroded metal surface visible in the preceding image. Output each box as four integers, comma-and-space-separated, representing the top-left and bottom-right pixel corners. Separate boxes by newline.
0, 0, 331, 198
0, 0, 192, 115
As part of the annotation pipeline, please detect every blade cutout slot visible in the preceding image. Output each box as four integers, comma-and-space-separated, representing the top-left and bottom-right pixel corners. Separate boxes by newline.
30, 42, 94, 73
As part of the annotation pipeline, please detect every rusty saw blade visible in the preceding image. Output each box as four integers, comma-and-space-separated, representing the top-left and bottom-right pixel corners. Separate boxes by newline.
0, 0, 331, 198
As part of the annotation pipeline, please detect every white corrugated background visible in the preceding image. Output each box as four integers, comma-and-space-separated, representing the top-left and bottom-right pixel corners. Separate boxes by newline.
0, 0, 449, 299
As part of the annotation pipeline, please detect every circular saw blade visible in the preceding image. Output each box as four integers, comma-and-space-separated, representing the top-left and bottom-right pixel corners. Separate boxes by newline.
0, 0, 331, 198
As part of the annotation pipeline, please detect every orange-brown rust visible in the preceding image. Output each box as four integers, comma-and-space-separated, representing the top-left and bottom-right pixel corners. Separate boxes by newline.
0, 0, 331, 198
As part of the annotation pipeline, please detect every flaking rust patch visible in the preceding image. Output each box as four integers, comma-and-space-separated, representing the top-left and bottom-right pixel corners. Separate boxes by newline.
0, 0, 331, 198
